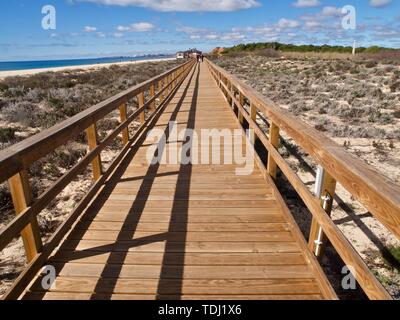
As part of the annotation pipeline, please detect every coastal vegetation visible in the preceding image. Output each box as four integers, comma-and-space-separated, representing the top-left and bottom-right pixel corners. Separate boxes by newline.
219, 42, 398, 55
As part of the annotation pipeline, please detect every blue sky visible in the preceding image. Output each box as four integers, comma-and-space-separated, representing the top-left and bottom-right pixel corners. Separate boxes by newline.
0, 0, 399, 61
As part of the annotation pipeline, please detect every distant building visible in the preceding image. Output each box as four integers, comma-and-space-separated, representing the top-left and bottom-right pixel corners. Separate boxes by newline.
176, 48, 203, 60
176, 52, 185, 59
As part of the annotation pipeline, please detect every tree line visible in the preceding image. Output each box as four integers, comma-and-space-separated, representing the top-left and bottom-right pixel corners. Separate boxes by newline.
221, 42, 395, 54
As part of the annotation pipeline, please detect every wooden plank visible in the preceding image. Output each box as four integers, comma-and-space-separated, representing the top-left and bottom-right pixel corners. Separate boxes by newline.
88, 214, 285, 224
23, 292, 324, 300
37, 263, 315, 279
89, 206, 283, 215
59, 240, 302, 253
94, 199, 278, 209
68, 230, 294, 242
50, 251, 305, 266
29, 277, 319, 295
75, 221, 289, 232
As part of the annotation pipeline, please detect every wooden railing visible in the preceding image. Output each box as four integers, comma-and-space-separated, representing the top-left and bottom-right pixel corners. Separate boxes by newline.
0, 59, 196, 299
206, 58, 399, 300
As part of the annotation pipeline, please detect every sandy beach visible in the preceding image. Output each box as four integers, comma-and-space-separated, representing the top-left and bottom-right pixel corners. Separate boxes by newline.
0, 57, 175, 79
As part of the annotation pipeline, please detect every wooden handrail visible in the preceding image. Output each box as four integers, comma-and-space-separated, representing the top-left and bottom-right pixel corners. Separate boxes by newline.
0, 59, 196, 299
206, 58, 395, 300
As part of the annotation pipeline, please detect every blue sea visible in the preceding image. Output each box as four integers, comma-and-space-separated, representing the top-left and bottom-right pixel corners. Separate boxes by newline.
0, 55, 173, 72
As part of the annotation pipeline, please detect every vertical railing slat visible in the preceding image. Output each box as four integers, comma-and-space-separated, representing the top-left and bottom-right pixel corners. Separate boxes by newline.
86, 123, 102, 181
8, 170, 43, 262
138, 91, 145, 124
149, 84, 156, 111
119, 103, 129, 145
309, 168, 337, 257
267, 122, 280, 180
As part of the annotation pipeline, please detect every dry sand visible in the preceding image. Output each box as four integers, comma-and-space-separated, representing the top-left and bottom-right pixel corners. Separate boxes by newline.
0, 58, 175, 79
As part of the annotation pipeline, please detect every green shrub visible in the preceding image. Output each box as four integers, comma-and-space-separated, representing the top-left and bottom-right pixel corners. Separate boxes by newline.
0, 82, 9, 91
0, 127, 15, 142
365, 60, 378, 68
48, 95, 64, 111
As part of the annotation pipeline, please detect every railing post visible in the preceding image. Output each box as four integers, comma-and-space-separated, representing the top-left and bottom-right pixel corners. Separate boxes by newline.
309, 166, 337, 257
86, 123, 102, 181
138, 91, 145, 123
267, 122, 280, 180
158, 80, 164, 103
250, 102, 257, 145
238, 92, 245, 125
149, 83, 156, 111
166, 75, 170, 95
169, 73, 174, 93
8, 170, 43, 262
119, 103, 129, 145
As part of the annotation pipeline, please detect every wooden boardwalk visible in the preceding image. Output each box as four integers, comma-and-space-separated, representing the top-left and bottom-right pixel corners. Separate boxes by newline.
20, 63, 336, 300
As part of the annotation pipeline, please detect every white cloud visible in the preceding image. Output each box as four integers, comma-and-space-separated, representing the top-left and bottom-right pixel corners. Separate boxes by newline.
185, 29, 246, 42
177, 26, 209, 34
116, 25, 130, 32
78, 0, 261, 12
131, 22, 154, 31
116, 22, 155, 32
84, 26, 97, 32
321, 6, 342, 16
276, 18, 300, 28
293, 0, 321, 8
369, 0, 392, 8
304, 20, 321, 29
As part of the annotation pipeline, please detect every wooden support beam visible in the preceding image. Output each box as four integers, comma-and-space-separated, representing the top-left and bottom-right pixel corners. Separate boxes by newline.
138, 91, 145, 124
8, 170, 42, 262
119, 103, 129, 145
85, 124, 102, 181
309, 169, 337, 257
267, 122, 280, 180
